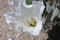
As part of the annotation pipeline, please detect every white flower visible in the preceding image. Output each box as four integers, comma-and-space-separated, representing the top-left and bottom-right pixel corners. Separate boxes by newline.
4, 0, 45, 36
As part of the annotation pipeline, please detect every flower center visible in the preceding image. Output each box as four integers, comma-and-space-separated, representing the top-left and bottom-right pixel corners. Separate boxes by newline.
28, 18, 37, 27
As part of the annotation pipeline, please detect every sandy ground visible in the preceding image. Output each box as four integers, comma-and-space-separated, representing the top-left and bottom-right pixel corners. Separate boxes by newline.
0, 0, 48, 40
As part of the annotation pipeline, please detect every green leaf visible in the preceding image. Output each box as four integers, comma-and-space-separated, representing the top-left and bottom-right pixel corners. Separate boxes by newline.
26, 0, 32, 5
42, 7, 48, 18
45, 9, 53, 24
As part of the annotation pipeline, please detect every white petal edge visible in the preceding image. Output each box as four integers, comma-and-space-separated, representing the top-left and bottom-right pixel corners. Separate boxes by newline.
23, 0, 33, 8
8, 0, 13, 6
4, 14, 12, 24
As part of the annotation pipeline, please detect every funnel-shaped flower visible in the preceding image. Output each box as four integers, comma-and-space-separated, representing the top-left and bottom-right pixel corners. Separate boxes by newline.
4, 0, 45, 36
